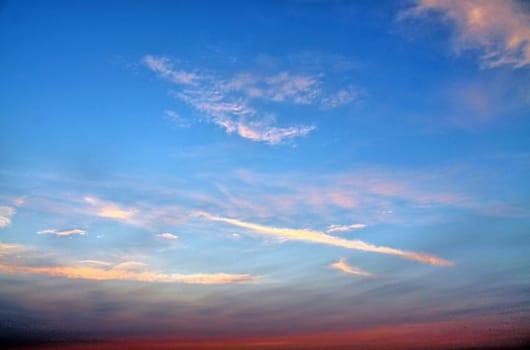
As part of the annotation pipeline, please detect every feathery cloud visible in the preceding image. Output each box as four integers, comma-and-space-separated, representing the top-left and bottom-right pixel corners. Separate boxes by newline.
0, 206, 16, 228
403, 0, 530, 68
330, 258, 376, 277
199, 213, 453, 266
143, 55, 198, 84
37, 228, 87, 236
326, 224, 367, 233
143, 55, 361, 144
164, 109, 191, 128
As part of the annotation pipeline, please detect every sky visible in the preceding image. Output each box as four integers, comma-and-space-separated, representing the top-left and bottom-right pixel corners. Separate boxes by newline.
1, 0, 530, 348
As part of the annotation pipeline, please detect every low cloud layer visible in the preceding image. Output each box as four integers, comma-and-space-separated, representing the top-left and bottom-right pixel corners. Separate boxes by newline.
0, 242, 255, 285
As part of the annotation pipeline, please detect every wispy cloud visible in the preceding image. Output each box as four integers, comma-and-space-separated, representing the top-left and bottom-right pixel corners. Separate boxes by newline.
402, 0, 530, 68
0, 242, 255, 285
164, 109, 191, 128
143, 55, 361, 144
0, 206, 16, 228
84, 196, 138, 220
156, 232, 178, 240
37, 228, 87, 236
143, 55, 198, 84
326, 223, 366, 233
0, 263, 255, 285
0, 242, 29, 257
330, 257, 376, 277
199, 213, 453, 266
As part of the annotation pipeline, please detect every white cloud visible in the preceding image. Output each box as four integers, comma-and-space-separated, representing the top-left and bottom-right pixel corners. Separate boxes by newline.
0, 206, 16, 228
403, 0, 530, 68
37, 228, 87, 236
156, 232, 178, 240
144, 55, 362, 144
326, 223, 367, 233
143, 55, 198, 84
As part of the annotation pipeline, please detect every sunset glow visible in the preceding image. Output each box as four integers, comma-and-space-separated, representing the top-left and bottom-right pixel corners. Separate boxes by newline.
1, 0, 529, 349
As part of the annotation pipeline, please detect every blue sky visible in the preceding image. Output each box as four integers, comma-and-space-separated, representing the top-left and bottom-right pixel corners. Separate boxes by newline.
1, 0, 529, 348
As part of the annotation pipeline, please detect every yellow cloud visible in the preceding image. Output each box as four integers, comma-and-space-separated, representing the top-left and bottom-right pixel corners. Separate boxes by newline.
84, 196, 137, 219
330, 258, 376, 277
200, 213, 453, 266
0, 262, 254, 285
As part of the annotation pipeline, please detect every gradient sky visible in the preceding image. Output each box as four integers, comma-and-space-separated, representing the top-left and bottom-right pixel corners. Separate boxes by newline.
1, 0, 530, 348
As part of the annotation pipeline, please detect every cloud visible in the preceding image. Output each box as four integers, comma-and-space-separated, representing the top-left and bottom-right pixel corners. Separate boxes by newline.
78, 260, 111, 267
37, 228, 87, 236
143, 55, 361, 144
199, 213, 453, 266
0, 263, 255, 285
84, 196, 138, 220
403, 0, 530, 68
326, 224, 367, 233
13, 197, 26, 207
0, 206, 16, 228
156, 233, 178, 240
0, 243, 255, 285
164, 110, 191, 128
330, 258, 376, 277
143, 55, 198, 84
0, 242, 29, 257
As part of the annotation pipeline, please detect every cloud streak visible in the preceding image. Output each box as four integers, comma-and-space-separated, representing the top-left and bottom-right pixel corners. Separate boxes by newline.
403, 0, 530, 68
330, 258, 376, 277
37, 228, 87, 236
326, 223, 366, 233
0, 263, 255, 285
199, 213, 453, 266
0, 243, 254, 285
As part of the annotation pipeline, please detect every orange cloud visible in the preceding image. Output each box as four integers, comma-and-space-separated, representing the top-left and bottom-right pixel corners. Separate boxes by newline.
199, 213, 453, 266
0, 262, 255, 285
330, 258, 377, 277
